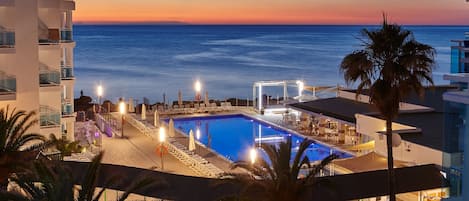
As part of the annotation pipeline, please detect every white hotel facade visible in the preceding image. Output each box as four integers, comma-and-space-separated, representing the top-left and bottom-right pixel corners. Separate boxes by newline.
0, 0, 75, 140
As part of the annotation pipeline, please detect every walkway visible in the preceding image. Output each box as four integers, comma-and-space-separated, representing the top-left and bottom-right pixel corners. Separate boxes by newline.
100, 118, 197, 176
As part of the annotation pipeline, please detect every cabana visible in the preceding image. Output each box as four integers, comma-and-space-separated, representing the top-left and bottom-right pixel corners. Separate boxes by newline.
252, 80, 304, 112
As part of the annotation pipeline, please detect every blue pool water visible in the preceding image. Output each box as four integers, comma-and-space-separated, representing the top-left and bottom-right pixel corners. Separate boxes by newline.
171, 114, 352, 163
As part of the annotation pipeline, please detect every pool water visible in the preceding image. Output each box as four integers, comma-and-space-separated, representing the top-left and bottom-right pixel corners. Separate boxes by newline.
171, 114, 352, 163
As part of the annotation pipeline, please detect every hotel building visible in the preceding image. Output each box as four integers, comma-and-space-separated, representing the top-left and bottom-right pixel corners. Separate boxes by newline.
0, 0, 75, 140
441, 32, 469, 201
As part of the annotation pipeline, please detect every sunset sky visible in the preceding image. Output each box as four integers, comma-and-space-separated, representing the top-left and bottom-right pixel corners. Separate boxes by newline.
74, 0, 469, 25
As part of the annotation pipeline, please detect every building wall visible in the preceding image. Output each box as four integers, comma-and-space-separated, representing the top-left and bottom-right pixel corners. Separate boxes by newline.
356, 114, 443, 166
11, 0, 40, 133
0, 0, 75, 139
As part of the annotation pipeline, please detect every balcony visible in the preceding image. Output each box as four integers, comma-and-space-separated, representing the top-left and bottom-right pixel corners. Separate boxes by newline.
60, 29, 73, 42
0, 73, 15, 100
62, 103, 73, 117
0, 30, 14, 48
61, 66, 74, 80
39, 70, 60, 86
40, 105, 60, 127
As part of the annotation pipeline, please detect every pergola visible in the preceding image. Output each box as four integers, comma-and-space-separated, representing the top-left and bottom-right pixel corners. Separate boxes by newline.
252, 80, 304, 111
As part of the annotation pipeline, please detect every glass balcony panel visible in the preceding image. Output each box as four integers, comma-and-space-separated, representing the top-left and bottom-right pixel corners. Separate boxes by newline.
61, 67, 74, 79
0, 76, 16, 95
40, 106, 60, 127
60, 29, 72, 42
39, 71, 60, 86
62, 103, 73, 116
0, 31, 14, 48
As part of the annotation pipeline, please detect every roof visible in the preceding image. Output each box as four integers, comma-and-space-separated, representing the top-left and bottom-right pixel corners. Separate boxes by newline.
333, 152, 408, 173
344, 85, 458, 112
289, 96, 449, 152
63, 161, 447, 201
288, 97, 377, 123
391, 112, 446, 151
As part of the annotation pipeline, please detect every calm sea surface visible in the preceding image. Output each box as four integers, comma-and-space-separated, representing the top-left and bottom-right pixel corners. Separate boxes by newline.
74, 25, 468, 103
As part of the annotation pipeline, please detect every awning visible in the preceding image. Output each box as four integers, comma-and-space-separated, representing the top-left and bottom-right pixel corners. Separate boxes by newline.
288, 97, 377, 123
62, 161, 447, 201
332, 151, 409, 173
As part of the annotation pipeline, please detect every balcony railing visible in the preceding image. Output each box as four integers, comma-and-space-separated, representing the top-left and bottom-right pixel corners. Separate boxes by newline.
39, 71, 60, 86
0, 75, 16, 95
62, 103, 73, 116
60, 29, 73, 42
0, 31, 14, 48
61, 67, 74, 79
40, 105, 60, 127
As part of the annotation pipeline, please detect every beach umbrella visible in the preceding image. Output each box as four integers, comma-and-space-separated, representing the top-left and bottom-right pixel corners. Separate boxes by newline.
188, 129, 196, 152
168, 118, 175, 137
204, 91, 209, 105
178, 90, 183, 106
141, 104, 146, 120
154, 111, 160, 127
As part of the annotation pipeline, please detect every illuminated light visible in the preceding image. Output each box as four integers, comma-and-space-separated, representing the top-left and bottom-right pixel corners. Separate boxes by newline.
194, 80, 202, 92
250, 148, 257, 164
97, 85, 103, 97
119, 101, 126, 115
255, 136, 285, 142
196, 128, 201, 140
159, 127, 166, 143
296, 80, 304, 96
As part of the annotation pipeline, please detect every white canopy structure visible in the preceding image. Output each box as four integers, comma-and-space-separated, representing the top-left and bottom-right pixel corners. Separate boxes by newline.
252, 80, 304, 111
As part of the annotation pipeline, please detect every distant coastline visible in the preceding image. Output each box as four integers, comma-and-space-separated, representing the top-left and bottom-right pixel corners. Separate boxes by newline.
73, 21, 469, 26
73, 21, 190, 25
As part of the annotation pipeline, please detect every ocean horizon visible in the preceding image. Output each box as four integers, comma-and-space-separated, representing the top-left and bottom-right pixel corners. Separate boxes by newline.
74, 25, 469, 103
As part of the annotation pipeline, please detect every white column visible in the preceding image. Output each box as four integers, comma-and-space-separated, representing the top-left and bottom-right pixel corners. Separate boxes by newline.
283, 81, 287, 105
258, 85, 263, 111
252, 84, 256, 110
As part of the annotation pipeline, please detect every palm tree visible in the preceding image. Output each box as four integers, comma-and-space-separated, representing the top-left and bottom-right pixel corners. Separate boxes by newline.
0, 106, 45, 187
0, 152, 160, 201
229, 138, 337, 201
46, 133, 82, 157
340, 16, 435, 201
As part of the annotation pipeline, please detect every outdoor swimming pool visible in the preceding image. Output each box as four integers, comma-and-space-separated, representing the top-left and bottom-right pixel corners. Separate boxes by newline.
171, 114, 352, 163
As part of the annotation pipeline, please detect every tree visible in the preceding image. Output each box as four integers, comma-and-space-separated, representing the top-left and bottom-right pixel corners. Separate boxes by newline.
46, 133, 82, 157
0, 106, 45, 186
229, 138, 337, 201
340, 16, 435, 201
0, 152, 160, 201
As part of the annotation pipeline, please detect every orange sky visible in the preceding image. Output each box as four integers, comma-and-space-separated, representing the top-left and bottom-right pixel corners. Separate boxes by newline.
74, 0, 469, 25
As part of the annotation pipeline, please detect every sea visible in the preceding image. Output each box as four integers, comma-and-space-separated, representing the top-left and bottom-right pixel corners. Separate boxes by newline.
74, 25, 469, 103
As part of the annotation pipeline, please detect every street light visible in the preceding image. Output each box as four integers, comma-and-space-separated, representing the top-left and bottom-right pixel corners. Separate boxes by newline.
96, 85, 103, 113
119, 101, 126, 138
194, 80, 201, 102
159, 127, 166, 170
250, 148, 257, 165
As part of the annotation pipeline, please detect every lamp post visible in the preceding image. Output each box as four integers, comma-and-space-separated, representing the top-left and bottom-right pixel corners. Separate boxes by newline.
194, 80, 201, 103
158, 127, 166, 170
97, 85, 103, 113
119, 101, 126, 138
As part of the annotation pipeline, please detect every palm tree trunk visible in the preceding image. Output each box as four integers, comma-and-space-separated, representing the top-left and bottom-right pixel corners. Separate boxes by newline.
386, 119, 396, 201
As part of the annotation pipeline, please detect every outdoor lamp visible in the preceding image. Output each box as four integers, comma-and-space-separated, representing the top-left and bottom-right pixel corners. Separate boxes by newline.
96, 85, 103, 113
250, 148, 257, 165
195, 80, 201, 93
119, 101, 126, 138
159, 127, 166, 143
